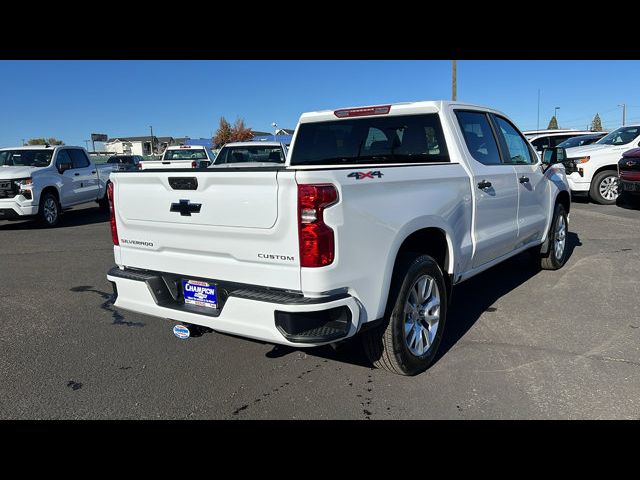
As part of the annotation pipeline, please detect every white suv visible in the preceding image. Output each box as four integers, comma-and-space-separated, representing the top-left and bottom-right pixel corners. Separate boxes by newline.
564, 125, 640, 204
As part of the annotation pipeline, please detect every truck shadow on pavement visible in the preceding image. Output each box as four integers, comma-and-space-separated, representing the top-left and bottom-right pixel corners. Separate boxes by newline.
0, 206, 108, 230
69, 285, 145, 327
278, 231, 583, 371
616, 195, 640, 210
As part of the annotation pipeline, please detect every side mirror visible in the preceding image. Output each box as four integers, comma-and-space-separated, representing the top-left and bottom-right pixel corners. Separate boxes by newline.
541, 147, 566, 165
58, 162, 73, 173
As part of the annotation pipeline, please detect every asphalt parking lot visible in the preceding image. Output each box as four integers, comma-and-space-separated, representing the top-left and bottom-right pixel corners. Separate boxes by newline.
1, 198, 639, 420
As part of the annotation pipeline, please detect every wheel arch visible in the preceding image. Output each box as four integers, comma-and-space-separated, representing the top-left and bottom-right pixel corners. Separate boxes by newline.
380, 225, 454, 316
39, 185, 60, 204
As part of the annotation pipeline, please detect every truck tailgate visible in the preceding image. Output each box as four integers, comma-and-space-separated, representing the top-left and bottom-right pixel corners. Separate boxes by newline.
111, 170, 301, 291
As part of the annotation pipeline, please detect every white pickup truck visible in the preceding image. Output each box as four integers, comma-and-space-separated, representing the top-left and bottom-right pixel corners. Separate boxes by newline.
564, 125, 640, 204
0, 145, 113, 227
106, 100, 571, 375
139, 145, 215, 170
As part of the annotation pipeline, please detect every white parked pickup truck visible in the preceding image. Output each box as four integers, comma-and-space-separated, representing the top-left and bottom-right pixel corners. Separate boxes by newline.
0, 145, 113, 227
139, 145, 215, 170
564, 125, 640, 204
106, 101, 571, 375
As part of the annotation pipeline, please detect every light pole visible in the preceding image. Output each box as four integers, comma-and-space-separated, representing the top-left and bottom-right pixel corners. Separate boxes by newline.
149, 125, 154, 157
537, 89, 540, 131
554, 106, 560, 128
452, 60, 457, 101
618, 104, 626, 126
272, 122, 278, 142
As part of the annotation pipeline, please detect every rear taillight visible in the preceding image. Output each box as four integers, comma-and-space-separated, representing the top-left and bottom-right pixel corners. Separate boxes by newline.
191, 160, 197, 168
298, 184, 338, 268
107, 182, 118, 245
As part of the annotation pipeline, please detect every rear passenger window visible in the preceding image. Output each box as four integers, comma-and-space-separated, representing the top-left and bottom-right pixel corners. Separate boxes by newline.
290, 114, 449, 165
455, 111, 502, 165
67, 149, 90, 169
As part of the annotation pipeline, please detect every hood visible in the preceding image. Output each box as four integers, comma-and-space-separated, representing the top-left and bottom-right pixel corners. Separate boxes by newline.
622, 148, 640, 158
564, 143, 613, 157
0, 165, 43, 179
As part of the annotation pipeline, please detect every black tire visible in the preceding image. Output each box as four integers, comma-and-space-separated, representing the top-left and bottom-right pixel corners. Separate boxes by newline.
97, 187, 110, 211
362, 254, 447, 376
589, 170, 619, 205
540, 202, 568, 270
38, 192, 61, 227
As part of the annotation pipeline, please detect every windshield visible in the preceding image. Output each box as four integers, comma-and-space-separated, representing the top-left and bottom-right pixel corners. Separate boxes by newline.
596, 126, 640, 146
289, 114, 449, 166
215, 146, 284, 164
557, 135, 600, 149
0, 149, 54, 167
164, 149, 208, 160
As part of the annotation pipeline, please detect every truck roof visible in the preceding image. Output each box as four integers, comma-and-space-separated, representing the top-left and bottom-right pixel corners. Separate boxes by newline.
165, 145, 208, 150
0, 145, 69, 151
299, 100, 507, 123
223, 141, 285, 147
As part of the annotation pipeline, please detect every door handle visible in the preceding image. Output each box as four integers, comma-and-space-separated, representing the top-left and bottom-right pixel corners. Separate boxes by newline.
477, 180, 492, 189
74, 172, 80, 176
91, 170, 96, 174
519, 176, 530, 184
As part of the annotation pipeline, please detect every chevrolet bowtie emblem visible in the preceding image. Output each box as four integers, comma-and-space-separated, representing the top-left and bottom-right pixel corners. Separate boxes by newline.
170, 199, 202, 216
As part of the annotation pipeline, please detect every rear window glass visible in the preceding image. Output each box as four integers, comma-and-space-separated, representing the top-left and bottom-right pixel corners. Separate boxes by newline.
290, 114, 449, 166
164, 149, 208, 160
215, 146, 284, 164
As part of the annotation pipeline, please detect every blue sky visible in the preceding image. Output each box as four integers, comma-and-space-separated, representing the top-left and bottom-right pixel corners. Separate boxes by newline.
1, 60, 639, 148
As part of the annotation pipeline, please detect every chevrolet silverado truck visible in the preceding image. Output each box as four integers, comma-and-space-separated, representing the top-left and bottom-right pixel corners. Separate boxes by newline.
106, 100, 571, 375
564, 125, 640, 204
0, 145, 113, 227
139, 145, 214, 170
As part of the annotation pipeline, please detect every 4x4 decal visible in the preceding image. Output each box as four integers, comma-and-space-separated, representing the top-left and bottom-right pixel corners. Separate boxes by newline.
348, 171, 384, 180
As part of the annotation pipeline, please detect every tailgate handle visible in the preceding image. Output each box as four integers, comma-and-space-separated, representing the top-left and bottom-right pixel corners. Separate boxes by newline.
169, 177, 198, 190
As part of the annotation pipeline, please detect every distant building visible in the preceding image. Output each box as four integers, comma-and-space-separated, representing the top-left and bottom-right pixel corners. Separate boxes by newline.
250, 128, 294, 145
186, 138, 214, 148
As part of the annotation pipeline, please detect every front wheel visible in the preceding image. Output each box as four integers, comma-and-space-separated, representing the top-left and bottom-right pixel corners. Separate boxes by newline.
590, 170, 619, 205
38, 192, 61, 227
540, 202, 569, 270
362, 254, 447, 376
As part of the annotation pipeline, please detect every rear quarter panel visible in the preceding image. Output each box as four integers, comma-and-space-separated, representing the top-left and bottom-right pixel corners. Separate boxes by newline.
295, 164, 472, 322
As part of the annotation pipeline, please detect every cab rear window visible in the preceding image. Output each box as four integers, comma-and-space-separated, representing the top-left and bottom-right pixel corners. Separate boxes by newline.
290, 114, 449, 166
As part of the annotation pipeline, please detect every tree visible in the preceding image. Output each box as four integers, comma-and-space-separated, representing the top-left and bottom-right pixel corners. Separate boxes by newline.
27, 137, 64, 145
230, 117, 253, 142
547, 116, 558, 129
213, 117, 233, 148
591, 113, 603, 132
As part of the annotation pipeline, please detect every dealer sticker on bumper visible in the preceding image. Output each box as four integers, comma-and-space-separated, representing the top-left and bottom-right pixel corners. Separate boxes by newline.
182, 279, 217, 309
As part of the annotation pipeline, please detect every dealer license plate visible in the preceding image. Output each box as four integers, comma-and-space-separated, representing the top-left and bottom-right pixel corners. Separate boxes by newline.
182, 279, 217, 309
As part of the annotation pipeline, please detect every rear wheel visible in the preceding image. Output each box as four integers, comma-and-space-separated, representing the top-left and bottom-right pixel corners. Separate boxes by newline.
38, 192, 60, 227
590, 170, 619, 205
362, 254, 447, 376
